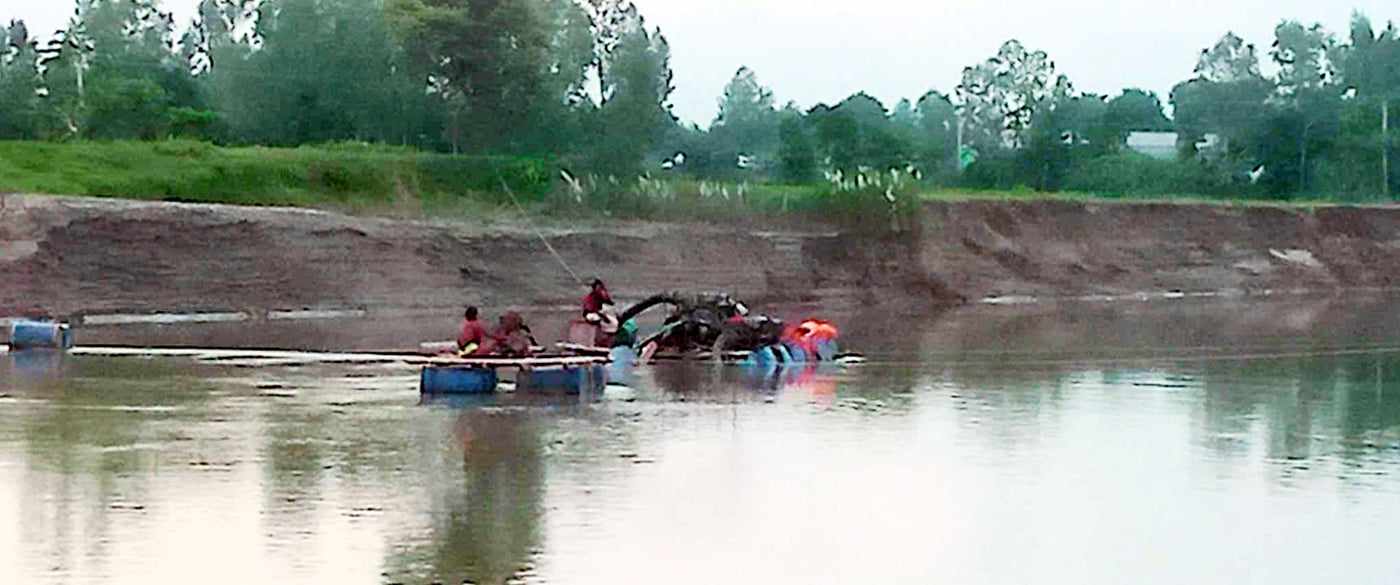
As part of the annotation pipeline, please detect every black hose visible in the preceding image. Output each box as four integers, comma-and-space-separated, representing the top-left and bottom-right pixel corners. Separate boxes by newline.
616, 293, 682, 325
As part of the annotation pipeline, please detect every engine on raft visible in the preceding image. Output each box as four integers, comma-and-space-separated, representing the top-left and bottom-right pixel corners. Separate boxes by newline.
614, 292, 844, 363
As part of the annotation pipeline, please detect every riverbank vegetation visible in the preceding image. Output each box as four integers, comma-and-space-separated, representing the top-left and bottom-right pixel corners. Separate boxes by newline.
0, 139, 1361, 219
0, 140, 921, 225
0, 1, 1397, 209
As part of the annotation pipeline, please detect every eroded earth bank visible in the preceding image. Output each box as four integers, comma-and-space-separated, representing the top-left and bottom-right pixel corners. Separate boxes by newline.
5, 194, 1400, 326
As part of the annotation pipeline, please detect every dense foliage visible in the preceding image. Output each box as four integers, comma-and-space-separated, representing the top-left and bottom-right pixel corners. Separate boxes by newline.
1, 1, 1398, 202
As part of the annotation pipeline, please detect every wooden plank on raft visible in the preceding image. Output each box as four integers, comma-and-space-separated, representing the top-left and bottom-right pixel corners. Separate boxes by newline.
435, 355, 612, 368
68, 346, 610, 368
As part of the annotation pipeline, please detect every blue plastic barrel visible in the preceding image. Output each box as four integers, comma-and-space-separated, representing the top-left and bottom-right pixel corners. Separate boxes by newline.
420, 366, 499, 394
9, 321, 74, 351
783, 342, 809, 364
518, 365, 607, 394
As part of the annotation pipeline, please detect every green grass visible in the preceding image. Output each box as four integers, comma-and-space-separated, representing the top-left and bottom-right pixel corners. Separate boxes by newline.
0, 139, 553, 215
0, 140, 879, 224
916, 187, 1393, 209
0, 140, 1388, 225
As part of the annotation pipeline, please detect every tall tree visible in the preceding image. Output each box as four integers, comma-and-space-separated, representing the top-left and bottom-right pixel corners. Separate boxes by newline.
710, 66, 780, 168
542, 0, 595, 108
389, 0, 564, 153
81, 0, 196, 139
27, 1, 205, 140
0, 20, 43, 139
914, 90, 957, 176
1171, 32, 1275, 163
889, 97, 919, 137
1340, 13, 1400, 196
776, 102, 816, 182
182, 0, 260, 75
578, 0, 632, 105
807, 92, 909, 173
1101, 88, 1170, 147
956, 40, 1065, 150
588, 8, 675, 173
1270, 21, 1344, 192
1020, 86, 1106, 190
34, 4, 98, 138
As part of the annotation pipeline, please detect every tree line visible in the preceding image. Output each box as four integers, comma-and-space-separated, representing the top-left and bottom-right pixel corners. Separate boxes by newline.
1, 1, 1397, 199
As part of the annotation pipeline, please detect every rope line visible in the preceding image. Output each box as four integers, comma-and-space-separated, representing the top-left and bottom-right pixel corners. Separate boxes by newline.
492, 170, 584, 286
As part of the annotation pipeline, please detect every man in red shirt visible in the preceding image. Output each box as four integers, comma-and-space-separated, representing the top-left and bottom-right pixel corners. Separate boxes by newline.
456, 306, 490, 356
582, 278, 613, 319
580, 279, 619, 347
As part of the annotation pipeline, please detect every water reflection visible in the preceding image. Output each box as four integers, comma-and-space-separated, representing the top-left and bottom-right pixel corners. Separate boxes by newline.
3, 298, 1400, 584
384, 409, 546, 585
2, 357, 220, 582
4, 350, 68, 383
1192, 353, 1400, 483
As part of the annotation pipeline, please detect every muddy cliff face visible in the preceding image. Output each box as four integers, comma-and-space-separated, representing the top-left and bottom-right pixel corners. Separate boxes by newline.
0, 195, 928, 318
919, 200, 1400, 301
4, 194, 1400, 320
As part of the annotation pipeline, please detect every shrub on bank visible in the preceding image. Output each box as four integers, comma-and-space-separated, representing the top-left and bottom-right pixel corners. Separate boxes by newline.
1062, 153, 1229, 198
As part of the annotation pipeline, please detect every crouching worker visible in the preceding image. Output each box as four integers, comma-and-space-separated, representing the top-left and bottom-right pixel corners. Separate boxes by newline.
492, 311, 537, 358
783, 319, 840, 361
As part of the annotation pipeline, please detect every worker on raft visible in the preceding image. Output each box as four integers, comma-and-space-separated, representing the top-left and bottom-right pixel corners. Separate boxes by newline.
455, 307, 537, 357
579, 278, 622, 348
582, 278, 614, 322
783, 319, 840, 361
456, 306, 489, 356
491, 311, 537, 358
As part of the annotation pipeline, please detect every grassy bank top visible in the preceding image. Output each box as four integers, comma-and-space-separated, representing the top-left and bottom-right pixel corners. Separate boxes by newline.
0, 140, 1389, 223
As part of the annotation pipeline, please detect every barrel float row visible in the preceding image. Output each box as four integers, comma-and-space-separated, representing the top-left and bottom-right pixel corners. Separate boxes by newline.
420, 364, 608, 395
745, 340, 839, 369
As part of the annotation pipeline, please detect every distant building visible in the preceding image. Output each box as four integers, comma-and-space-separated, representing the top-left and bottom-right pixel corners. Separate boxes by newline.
1126, 132, 1178, 160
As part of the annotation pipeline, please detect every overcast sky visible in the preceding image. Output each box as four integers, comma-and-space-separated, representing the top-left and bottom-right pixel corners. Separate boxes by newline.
3, 0, 1397, 125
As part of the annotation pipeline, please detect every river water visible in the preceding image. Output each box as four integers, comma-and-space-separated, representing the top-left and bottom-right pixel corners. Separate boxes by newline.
3, 299, 1400, 584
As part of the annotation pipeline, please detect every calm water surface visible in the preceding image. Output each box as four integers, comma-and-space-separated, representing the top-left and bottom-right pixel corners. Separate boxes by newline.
3, 300, 1400, 584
